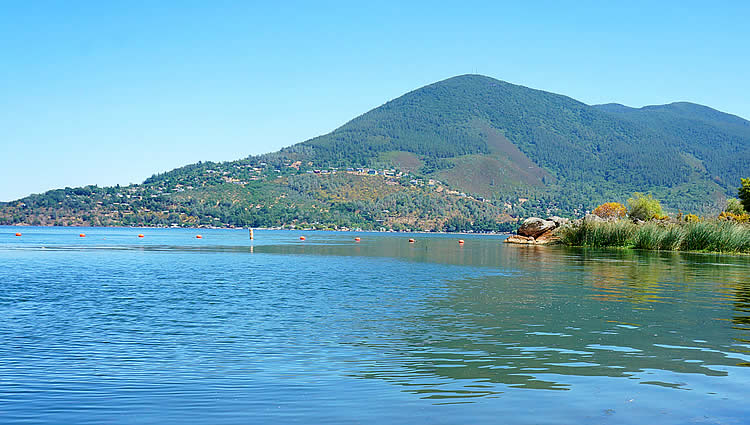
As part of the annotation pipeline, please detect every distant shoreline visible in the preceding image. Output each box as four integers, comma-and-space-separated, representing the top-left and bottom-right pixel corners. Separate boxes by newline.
1, 224, 510, 236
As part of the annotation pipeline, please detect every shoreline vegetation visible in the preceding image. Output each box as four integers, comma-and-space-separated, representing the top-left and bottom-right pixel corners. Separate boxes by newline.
509, 186, 750, 254
558, 219, 750, 254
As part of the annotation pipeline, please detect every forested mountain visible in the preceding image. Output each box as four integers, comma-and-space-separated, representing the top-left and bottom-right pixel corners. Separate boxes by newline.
290, 75, 749, 211
593, 101, 750, 193
2, 75, 748, 230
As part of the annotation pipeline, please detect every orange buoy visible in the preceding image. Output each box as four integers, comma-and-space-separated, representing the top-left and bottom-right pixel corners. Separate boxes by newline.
354, 237, 361, 242
408, 238, 415, 243
138, 234, 144, 238
79, 233, 86, 238
458, 239, 465, 244
300, 236, 306, 241
196, 235, 203, 239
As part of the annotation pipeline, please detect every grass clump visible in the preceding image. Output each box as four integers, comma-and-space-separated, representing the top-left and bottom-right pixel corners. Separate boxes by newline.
596, 220, 635, 247
559, 219, 634, 247
659, 225, 687, 251
558, 221, 587, 246
681, 221, 721, 251
632, 223, 663, 250
703, 222, 750, 253
632, 223, 685, 250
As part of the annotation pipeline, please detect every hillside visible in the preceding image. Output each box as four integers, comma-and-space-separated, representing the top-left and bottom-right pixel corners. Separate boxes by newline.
593, 101, 750, 191
0, 165, 514, 231
292, 75, 749, 210
2, 75, 749, 230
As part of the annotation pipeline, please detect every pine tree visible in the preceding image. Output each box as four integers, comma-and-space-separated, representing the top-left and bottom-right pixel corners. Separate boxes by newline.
739, 178, 750, 212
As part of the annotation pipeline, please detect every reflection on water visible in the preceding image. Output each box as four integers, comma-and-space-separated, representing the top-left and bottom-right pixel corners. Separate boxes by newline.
257, 239, 750, 402
1, 227, 750, 423
733, 282, 750, 331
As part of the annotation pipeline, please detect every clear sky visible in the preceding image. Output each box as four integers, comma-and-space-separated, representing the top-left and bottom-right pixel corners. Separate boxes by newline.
1, 1, 748, 201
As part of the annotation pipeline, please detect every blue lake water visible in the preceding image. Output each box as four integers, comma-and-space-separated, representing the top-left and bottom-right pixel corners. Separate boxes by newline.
1, 226, 749, 424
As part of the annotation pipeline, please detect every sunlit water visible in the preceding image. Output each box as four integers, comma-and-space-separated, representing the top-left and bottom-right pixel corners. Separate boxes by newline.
1, 226, 749, 424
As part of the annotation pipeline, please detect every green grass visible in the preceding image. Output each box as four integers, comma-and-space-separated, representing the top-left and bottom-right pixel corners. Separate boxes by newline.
559, 219, 750, 253
559, 220, 634, 247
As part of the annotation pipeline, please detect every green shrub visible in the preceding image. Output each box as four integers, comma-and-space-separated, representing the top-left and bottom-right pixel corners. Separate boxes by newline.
726, 198, 746, 215
627, 193, 663, 221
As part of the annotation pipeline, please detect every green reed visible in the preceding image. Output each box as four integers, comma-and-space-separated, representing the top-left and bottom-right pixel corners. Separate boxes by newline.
559, 220, 635, 247
560, 219, 750, 253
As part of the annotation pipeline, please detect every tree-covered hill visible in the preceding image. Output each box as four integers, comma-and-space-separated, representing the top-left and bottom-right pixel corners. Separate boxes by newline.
593, 101, 750, 192
2, 74, 749, 229
293, 75, 749, 210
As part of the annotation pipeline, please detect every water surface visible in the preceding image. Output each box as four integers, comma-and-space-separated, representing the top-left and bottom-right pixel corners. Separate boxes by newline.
1, 227, 749, 424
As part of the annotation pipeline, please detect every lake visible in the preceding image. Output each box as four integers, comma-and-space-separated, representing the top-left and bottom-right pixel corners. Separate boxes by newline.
1, 226, 749, 424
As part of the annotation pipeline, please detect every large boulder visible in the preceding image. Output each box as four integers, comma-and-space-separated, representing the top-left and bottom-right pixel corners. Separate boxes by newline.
518, 217, 556, 238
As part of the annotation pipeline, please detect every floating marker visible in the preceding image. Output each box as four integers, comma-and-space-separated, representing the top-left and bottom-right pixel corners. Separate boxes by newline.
300, 236, 306, 241
408, 238, 415, 243
15, 232, 22, 237
138, 234, 144, 238
354, 237, 361, 242
79, 233, 86, 238
249, 228, 254, 240
196, 235, 203, 239
458, 239, 465, 244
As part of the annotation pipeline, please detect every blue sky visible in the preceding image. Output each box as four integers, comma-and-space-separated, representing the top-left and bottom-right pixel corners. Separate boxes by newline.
1, 1, 748, 201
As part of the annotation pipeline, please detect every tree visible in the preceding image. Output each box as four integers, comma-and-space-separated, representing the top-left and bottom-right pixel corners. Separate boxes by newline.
725, 197, 746, 215
592, 202, 627, 220
739, 178, 750, 213
627, 193, 663, 221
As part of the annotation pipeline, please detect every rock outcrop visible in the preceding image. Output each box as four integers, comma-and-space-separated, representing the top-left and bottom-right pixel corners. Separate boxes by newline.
518, 217, 556, 238
505, 216, 567, 245
504, 234, 536, 244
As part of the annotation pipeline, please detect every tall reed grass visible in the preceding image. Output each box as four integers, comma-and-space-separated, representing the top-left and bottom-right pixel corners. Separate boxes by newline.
559, 219, 750, 253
